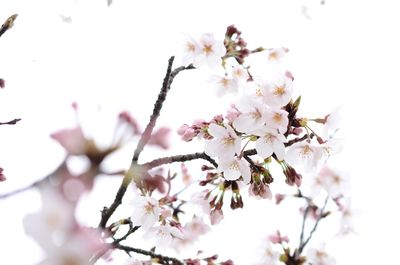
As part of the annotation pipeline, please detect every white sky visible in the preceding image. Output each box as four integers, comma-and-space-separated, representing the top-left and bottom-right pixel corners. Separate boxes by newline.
1, 0, 400, 264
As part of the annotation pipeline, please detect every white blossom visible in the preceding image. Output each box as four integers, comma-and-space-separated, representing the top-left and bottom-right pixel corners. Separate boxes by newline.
285, 142, 323, 172
195, 33, 226, 68
218, 156, 251, 183
265, 108, 289, 134
209, 74, 239, 96
204, 124, 241, 159
260, 74, 293, 107
131, 196, 162, 229
307, 245, 336, 265
144, 225, 184, 248
254, 127, 287, 161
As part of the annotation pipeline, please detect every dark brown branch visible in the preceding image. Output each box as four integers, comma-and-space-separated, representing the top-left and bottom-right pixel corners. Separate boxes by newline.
143, 152, 217, 169
132, 56, 175, 163
114, 243, 185, 265
98, 59, 194, 229
0, 118, 21, 125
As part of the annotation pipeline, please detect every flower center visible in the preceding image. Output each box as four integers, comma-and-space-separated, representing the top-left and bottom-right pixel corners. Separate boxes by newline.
203, 44, 213, 55
273, 86, 285, 96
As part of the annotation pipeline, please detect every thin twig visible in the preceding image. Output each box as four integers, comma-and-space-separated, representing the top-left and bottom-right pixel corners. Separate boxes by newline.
298, 195, 330, 254
115, 243, 185, 265
0, 118, 21, 125
143, 152, 217, 169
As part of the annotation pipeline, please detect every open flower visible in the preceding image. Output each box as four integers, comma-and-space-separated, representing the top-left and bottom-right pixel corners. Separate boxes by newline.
195, 33, 226, 68
285, 142, 323, 172
307, 245, 336, 265
254, 127, 287, 160
259, 74, 293, 107
204, 124, 241, 159
218, 156, 251, 184
265, 108, 289, 134
131, 196, 162, 229
144, 224, 184, 248
233, 96, 269, 134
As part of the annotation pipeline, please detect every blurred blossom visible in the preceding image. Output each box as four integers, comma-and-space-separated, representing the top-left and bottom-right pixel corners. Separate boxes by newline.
285, 142, 323, 172
144, 224, 184, 248
149, 127, 171, 149
0, 167, 6, 182
307, 245, 336, 265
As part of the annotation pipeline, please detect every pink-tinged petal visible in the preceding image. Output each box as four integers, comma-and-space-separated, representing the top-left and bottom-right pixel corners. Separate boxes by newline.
149, 127, 171, 149
238, 159, 251, 184
204, 139, 220, 157
210, 209, 224, 225
207, 123, 227, 138
119, 111, 141, 134
50, 127, 88, 155
233, 113, 261, 133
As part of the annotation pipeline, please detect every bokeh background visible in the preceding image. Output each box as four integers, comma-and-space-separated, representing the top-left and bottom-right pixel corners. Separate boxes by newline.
1, 0, 399, 264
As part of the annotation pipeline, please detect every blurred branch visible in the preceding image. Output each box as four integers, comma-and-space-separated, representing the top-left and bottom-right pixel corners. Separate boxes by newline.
0, 14, 18, 38
0, 118, 21, 126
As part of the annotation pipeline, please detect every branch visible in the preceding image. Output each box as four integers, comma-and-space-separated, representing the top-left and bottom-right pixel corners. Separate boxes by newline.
143, 152, 217, 169
0, 118, 21, 126
114, 243, 185, 265
98, 59, 194, 229
0, 14, 18, 38
298, 195, 329, 254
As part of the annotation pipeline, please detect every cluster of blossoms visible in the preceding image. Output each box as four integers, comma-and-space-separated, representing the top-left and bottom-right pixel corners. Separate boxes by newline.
0, 23, 353, 265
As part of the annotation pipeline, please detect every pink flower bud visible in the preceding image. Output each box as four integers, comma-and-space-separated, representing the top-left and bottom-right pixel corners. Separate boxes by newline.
0, 78, 5, 89
0, 167, 6, 182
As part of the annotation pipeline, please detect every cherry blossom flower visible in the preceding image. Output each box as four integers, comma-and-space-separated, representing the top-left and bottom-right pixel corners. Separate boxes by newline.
254, 127, 287, 160
177, 124, 197, 141
181, 34, 201, 66
226, 104, 241, 123
218, 156, 251, 183
173, 216, 210, 249
232, 96, 269, 134
209, 74, 239, 96
318, 166, 350, 198
307, 245, 336, 265
267, 47, 288, 63
260, 74, 293, 107
144, 224, 184, 248
265, 108, 289, 134
285, 142, 323, 172
130, 195, 162, 229
23, 185, 76, 253
195, 33, 226, 68
231, 65, 249, 83
337, 198, 356, 235
189, 190, 211, 214
204, 124, 241, 159
253, 240, 280, 265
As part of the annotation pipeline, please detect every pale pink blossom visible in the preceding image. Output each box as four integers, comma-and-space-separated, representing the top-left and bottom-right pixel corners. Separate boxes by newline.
177, 124, 197, 141
181, 34, 201, 66
209, 74, 239, 96
204, 124, 241, 159
218, 156, 251, 184
23, 185, 76, 253
119, 111, 141, 135
265, 108, 289, 134
131, 196, 162, 229
225, 104, 241, 123
253, 240, 280, 265
260, 74, 293, 107
318, 166, 350, 198
232, 97, 269, 133
267, 47, 288, 63
307, 245, 336, 265
189, 190, 211, 214
337, 198, 356, 235
144, 224, 184, 248
231, 65, 249, 83
195, 33, 226, 68
254, 127, 287, 160
285, 142, 323, 172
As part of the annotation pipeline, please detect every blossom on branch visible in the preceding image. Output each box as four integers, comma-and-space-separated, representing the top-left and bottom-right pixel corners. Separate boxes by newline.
204, 123, 241, 159
130, 195, 162, 229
